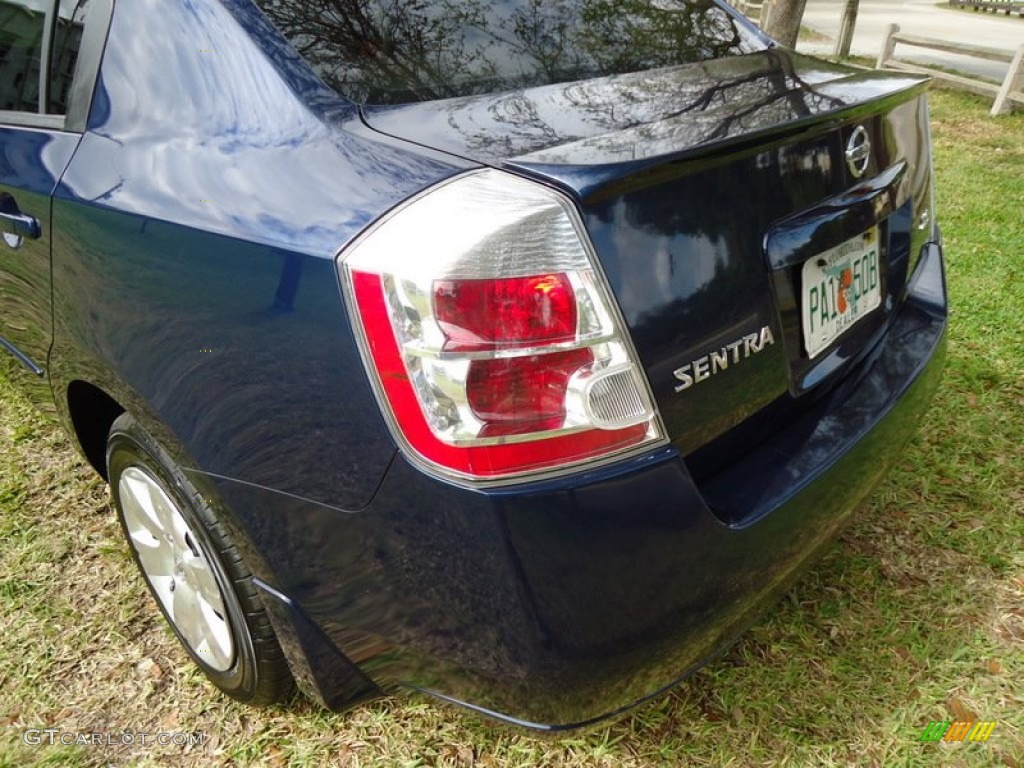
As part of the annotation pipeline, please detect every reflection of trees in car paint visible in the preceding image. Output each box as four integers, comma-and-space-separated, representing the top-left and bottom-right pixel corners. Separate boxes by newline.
441, 52, 849, 160
254, 0, 763, 103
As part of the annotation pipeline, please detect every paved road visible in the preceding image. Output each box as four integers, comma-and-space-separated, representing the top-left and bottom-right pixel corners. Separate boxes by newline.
796, 0, 1023, 82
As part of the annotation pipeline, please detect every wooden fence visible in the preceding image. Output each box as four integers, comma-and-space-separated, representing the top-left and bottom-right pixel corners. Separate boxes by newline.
948, 0, 1024, 17
877, 24, 1024, 115
733, 0, 772, 25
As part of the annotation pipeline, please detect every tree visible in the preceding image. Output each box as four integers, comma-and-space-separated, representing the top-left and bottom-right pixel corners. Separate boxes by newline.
761, 0, 807, 49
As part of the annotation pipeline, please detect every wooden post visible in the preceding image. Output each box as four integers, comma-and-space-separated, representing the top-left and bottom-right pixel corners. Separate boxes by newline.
834, 0, 860, 59
992, 43, 1024, 115
760, 0, 773, 31
876, 23, 899, 69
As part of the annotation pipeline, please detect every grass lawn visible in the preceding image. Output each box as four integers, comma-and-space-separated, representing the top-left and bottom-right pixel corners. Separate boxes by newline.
1, 89, 1022, 768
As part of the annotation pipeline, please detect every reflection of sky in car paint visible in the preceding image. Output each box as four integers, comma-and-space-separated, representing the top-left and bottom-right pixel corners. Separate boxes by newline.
61, 0, 458, 256
587, 198, 723, 325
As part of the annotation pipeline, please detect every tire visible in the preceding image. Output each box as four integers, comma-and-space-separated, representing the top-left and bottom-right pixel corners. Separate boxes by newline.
106, 412, 294, 705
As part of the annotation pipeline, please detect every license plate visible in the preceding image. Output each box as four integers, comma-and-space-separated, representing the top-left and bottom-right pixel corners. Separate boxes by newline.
801, 227, 881, 359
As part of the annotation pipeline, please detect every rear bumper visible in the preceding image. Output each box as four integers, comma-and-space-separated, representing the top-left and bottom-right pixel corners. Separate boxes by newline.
200, 240, 947, 730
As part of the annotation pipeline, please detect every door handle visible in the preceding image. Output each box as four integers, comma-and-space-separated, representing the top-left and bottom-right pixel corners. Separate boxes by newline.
0, 211, 42, 240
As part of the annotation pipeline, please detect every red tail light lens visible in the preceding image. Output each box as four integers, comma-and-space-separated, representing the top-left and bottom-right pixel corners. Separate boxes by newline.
434, 274, 578, 352
467, 349, 594, 436
341, 170, 664, 484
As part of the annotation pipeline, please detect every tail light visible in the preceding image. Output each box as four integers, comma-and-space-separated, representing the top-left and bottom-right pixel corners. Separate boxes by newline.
339, 169, 664, 484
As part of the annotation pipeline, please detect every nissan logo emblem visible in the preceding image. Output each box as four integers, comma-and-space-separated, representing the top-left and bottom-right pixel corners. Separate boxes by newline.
845, 126, 871, 178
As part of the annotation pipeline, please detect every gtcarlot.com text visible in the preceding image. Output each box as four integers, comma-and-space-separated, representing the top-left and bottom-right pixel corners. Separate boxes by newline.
23, 729, 206, 747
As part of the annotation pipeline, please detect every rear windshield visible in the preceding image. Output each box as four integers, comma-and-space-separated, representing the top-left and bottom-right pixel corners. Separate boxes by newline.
253, 0, 767, 105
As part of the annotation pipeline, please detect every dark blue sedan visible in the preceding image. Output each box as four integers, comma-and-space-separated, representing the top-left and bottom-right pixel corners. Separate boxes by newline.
0, 0, 947, 730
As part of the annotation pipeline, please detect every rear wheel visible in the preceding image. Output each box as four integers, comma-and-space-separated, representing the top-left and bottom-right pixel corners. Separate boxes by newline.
106, 412, 294, 704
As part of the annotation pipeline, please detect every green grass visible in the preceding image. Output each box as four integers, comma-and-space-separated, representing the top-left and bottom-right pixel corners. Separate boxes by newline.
797, 24, 833, 44
1, 89, 1022, 767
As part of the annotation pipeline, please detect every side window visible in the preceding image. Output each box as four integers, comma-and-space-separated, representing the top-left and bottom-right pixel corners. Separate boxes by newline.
48, 0, 90, 115
0, 0, 48, 113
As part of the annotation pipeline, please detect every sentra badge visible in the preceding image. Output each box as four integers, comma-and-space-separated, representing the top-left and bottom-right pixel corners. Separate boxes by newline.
673, 326, 775, 393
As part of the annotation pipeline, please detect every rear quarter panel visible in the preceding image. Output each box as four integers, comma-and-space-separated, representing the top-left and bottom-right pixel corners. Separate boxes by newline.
48, 0, 464, 509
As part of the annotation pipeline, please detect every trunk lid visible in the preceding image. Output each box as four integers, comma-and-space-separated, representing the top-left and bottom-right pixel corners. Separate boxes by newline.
360, 50, 935, 474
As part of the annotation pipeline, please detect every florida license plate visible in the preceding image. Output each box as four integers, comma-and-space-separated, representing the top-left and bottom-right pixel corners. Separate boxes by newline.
801, 227, 881, 359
